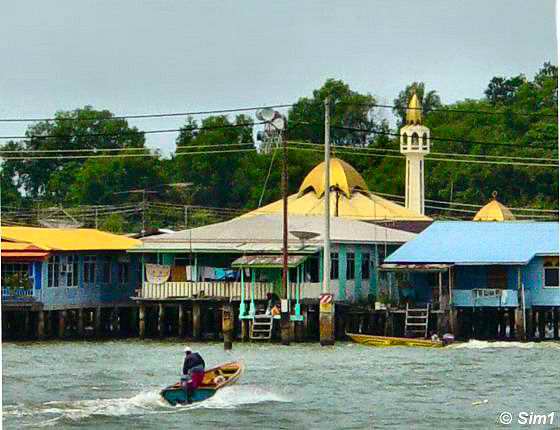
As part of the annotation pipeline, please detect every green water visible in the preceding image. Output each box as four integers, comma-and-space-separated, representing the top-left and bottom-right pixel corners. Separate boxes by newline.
3, 340, 560, 429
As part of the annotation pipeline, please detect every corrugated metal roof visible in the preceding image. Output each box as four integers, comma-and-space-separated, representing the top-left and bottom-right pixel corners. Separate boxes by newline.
232, 255, 307, 268
385, 221, 559, 265
133, 214, 416, 253
1, 227, 141, 251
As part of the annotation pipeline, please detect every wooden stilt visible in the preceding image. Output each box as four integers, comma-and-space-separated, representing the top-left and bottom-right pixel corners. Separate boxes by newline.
139, 304, 146, 339
78, 308, 85, 337
95, 307, 102, 338
58, 310, 67, 339
553, 308, 559, 340
222, 303, 233, 350
514, 309, 525, 341
158, 303, 166, 337
192, 302, 201, 340
538, 309, 546, 340
37, 311, 45, 340
178, 304, 185, 338
240, 319, 249, 342
23, 310, 30, 339
527, 310, 535, 340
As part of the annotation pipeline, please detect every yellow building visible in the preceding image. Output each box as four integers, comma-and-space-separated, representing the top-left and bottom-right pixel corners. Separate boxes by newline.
242, 158, 430, 224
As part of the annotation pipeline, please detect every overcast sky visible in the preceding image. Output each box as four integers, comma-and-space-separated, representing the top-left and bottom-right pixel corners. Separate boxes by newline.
0, 0, 556, 154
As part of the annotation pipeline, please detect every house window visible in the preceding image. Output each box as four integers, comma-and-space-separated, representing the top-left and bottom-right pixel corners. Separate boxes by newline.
487, 266, 508, 289
118, 262, 129, 284
346, 252, 355, 280
362, 253, 370, 279
544, 258, 559, 288
2, 263, 32, 289
330, 252, 339, 280
99, 257, 112, 283
47, 255, 78, 287
84, 256, 97, 284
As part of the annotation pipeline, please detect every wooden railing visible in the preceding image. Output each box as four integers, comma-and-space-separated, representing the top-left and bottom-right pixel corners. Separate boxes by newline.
140, 281, 322, 301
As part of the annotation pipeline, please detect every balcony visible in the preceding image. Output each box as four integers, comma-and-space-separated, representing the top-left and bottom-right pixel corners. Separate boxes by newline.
2, 288, 37, 304
138, 281, 322, 301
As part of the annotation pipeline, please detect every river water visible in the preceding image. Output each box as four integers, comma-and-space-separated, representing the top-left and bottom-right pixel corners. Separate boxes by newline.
3, 340, 560, 429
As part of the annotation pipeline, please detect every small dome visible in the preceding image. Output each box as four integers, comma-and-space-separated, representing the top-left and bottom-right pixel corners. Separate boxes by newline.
298, 158, 369, 198
473, 194, 515, 221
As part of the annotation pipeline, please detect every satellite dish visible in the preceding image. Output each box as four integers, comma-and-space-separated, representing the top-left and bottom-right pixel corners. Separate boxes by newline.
256, 108, 276, 122
290, 230, 320, 249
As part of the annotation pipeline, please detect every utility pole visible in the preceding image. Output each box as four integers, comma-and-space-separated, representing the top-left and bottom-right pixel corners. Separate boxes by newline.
280, 127, 291, 346
320, 97, 335, 346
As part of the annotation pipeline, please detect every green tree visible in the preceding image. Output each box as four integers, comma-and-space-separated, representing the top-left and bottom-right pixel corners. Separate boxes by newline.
393, 82, 442, 126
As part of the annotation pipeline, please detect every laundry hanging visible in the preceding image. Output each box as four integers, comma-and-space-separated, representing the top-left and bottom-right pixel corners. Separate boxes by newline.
145, 264, 171, 284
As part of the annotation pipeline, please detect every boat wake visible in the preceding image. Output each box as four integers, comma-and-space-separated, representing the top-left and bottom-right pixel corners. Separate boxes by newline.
449, 339, 560, 349
5, 385, 289, 426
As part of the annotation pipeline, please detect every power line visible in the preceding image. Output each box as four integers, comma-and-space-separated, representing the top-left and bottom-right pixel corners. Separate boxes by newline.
330, 125, 558, 149
288, 140, 556, 163
0, 104, 293, 123
0, 122, 262, 141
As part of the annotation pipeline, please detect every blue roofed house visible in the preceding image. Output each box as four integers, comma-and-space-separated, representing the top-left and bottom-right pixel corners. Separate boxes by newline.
383, 221, 559, 341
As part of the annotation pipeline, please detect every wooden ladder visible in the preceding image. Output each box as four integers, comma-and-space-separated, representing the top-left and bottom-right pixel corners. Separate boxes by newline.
250, 314, 274, 340
405, 304, 430, 338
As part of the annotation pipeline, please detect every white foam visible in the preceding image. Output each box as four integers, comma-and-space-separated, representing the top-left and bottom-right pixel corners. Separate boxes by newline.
449, 340, 560, 349
200, 385, 290, 409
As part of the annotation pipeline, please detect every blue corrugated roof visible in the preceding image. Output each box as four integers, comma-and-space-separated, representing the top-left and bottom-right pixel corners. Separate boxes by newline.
385, 221, 559, 265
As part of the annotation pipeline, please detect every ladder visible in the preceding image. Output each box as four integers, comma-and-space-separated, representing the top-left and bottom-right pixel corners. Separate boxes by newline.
405, 304, 430, 338
250, 314, 274, 340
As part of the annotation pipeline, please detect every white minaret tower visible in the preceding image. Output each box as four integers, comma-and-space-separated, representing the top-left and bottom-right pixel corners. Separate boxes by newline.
400, 93, 430, 215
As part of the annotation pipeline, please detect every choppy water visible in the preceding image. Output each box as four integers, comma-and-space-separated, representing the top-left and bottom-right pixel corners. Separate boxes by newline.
3, 340, 560, 429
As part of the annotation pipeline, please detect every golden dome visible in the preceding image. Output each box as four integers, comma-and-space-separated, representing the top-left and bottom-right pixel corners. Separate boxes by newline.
406, 93, 422, 125
473, 195, 515, 221
298, 158, 369, 198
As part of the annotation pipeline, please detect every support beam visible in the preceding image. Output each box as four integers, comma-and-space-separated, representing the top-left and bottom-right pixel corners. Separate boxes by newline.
222, 303, 233, 350
240, 319, 249, 342
554, 308, 559, 340
515, 309, 525, 341
192, 302, 201, 340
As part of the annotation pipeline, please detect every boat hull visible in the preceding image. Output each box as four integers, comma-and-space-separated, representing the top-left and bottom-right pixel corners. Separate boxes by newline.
160, 360, 244, 406
348, 333, 444, 348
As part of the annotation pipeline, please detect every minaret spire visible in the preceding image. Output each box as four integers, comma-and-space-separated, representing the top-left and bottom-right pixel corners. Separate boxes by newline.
400, 94, 430, 215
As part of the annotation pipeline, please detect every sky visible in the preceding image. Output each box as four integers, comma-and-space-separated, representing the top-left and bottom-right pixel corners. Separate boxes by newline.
0, 0, 556, 155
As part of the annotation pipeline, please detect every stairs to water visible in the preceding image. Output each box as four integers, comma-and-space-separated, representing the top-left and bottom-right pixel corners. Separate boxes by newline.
405, 304, 430, 338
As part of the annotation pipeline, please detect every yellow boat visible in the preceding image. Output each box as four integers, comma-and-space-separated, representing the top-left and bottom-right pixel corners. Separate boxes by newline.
347, 333, 444, 348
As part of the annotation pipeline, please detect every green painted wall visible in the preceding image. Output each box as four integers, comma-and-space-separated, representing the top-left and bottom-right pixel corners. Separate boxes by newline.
355, 246, 362, 300
338, 244, 346, 301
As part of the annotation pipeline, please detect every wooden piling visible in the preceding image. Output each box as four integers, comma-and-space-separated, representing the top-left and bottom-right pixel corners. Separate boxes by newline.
222, 303, 233, 350
37, 311, 45, 340
192, 302, 201, 340
240, 319, 249, 342
554, 308, 559, 340
538, 310, 546, 340
158, 303, 166, 337
95, 307, 102, 338
177, 304, 185, 338
77, 308, 85, 337
58, 310, 67, 339
139, 304, 146, 338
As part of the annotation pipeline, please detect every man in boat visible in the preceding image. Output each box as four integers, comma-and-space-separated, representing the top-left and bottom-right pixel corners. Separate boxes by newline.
181, 346, 206, 404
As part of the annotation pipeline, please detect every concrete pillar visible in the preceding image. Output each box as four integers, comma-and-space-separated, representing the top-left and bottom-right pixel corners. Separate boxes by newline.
78, 308, 85, 337
222, 303, 233, 350
37, 311, 46, 340
192, 302, 201, 340
139, 304, 146, 338
58, 310, 67, 339
158, 303, 166, 337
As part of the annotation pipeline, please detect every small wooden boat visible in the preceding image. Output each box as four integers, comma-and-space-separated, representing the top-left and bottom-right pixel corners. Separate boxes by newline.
347, 333, 444, 348
160, 360, 244, 406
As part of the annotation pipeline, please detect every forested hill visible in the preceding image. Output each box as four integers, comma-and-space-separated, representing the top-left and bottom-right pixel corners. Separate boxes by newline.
1, 63, 557, 231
